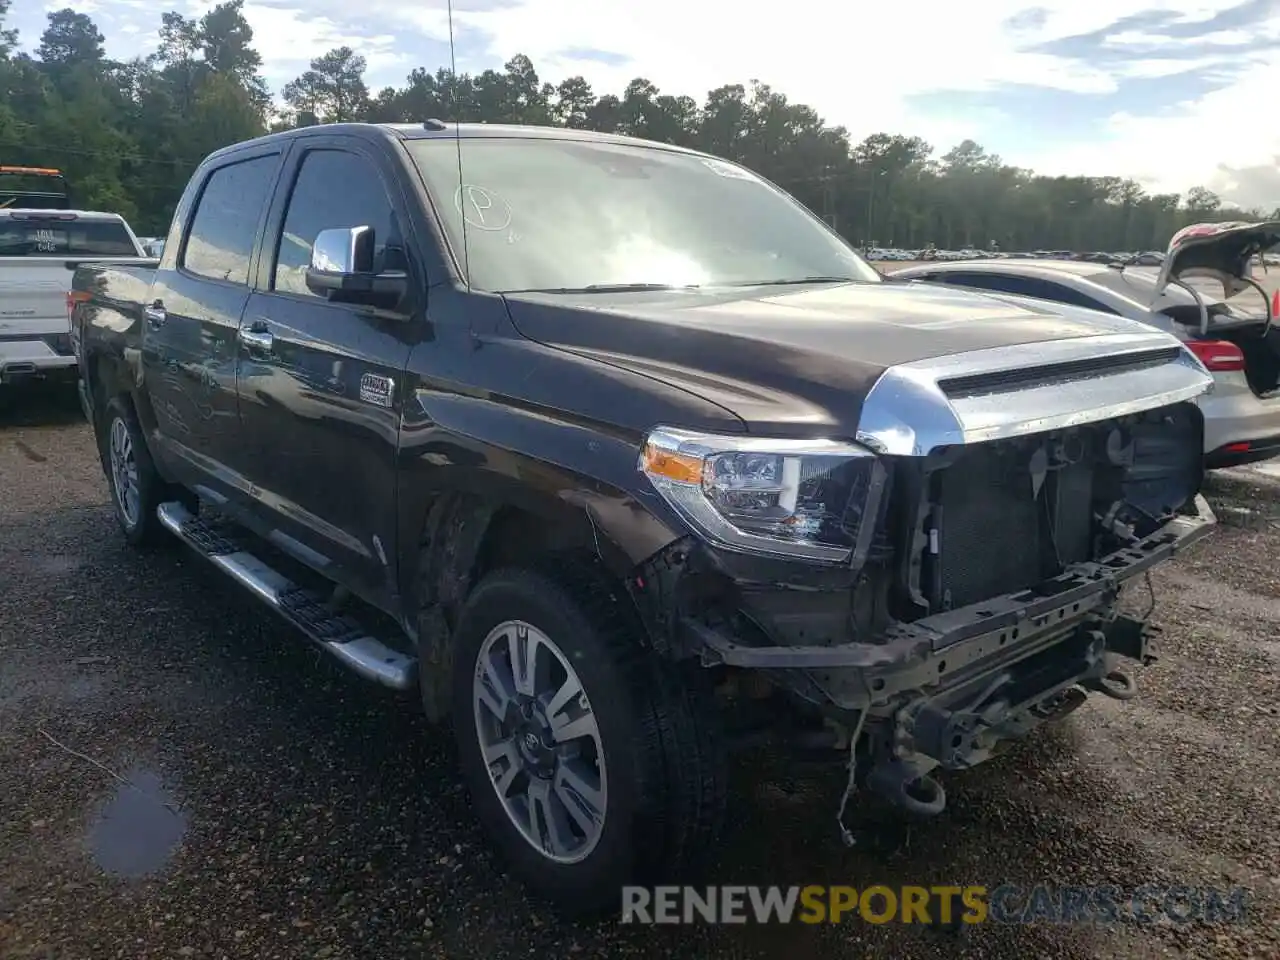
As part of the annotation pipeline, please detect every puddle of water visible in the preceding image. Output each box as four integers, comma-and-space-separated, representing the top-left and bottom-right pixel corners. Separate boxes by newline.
87, 766, 188, 879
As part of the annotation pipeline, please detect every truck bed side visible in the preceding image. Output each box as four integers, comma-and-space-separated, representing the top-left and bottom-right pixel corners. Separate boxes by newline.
70, 261, 159, 407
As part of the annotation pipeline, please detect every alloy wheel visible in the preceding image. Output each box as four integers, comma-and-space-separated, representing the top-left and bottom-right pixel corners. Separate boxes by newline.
471, 619, 607, 864
108, 416, 141, 528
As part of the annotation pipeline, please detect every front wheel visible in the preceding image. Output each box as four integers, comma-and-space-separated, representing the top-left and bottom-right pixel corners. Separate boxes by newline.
450, 566, 727, 915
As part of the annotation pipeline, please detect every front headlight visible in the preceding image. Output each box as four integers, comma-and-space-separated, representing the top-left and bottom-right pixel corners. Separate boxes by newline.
640, 426, 889, 564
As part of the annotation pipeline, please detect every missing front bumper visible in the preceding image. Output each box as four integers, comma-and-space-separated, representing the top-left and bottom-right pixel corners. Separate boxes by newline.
681, 495, 1215, 827
681, 494, 1216, 710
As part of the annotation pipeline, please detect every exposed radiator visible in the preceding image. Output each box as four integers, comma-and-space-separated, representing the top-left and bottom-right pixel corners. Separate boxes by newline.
920, 403, 1200, 613
934, 444, 1043, 610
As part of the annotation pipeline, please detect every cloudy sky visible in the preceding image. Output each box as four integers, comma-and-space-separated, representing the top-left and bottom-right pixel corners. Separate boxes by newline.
15, 0, 1280, 209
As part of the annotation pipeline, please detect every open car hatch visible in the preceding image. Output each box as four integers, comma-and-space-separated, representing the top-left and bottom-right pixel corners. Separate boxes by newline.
1152, 220, 1280, 335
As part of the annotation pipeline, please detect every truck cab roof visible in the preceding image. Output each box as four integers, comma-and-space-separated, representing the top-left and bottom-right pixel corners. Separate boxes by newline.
385, 121, 703, 151
202, 120, 714, 167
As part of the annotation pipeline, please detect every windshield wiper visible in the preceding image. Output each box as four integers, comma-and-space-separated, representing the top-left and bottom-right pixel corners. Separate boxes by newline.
504, 282, 700, 294
724, 276, 862, 287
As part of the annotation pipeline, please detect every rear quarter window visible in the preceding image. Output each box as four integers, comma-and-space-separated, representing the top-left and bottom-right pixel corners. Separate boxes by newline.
0, 217, 137, 256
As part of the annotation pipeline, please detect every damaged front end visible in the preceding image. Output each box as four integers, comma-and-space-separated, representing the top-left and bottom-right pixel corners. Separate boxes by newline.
632, 333, 1216, 827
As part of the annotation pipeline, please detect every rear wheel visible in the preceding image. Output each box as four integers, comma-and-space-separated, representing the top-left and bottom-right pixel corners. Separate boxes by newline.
97, 395, 169, 547
449, 565, 727, 915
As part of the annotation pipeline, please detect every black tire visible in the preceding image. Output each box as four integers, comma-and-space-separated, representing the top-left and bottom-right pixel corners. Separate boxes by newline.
96, 395, 170, 547
450, 564, 728, 916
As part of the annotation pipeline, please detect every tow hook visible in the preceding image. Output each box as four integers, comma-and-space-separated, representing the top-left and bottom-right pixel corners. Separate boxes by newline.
1082, 669, 1139, 701
865, 760, 948, 817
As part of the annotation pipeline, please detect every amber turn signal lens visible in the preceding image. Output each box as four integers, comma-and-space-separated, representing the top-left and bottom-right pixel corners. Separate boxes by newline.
640, 444, 704, 484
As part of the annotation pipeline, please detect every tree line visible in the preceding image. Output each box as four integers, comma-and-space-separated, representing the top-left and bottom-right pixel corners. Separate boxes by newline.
3, 2, 1274, 246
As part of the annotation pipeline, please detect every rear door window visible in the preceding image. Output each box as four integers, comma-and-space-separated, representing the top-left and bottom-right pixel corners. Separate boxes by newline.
0, 216, 137, 256
182, 154, 278, 286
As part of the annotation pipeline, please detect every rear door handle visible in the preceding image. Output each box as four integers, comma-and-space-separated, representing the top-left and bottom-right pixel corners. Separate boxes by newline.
143, 301, 166, 328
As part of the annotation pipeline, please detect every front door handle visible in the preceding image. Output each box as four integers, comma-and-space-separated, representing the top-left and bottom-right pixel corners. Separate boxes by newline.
142, 301, 166, 328
239, 324, 274, 353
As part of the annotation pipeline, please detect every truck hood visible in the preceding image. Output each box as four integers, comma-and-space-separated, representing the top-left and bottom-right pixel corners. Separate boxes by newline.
502, 280, 1205, 439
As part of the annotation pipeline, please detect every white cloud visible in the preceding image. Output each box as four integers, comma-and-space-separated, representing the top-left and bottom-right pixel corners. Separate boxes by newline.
1114, 55, 1240, 79
19, 0, 1280, 206
443, 0, 1280, 205
1027, 56, 1280, 206
191, 3, 410, 83
42, 0, 104, 13
1104, 28, 1256, 46
450, 0, 1122, 134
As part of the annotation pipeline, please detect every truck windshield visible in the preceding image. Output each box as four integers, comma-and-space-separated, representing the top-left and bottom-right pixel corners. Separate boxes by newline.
0, 215, 137, 257
404, 137, 880, 293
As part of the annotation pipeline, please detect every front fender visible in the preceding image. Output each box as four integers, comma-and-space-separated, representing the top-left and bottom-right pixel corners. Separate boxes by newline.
395, 389, 685, 604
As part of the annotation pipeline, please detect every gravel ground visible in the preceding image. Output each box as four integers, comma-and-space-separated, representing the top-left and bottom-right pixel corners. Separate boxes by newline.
1, 382, 1278, 960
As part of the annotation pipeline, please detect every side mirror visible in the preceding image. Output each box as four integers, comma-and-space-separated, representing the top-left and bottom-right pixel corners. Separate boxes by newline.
305, 225, 409, 309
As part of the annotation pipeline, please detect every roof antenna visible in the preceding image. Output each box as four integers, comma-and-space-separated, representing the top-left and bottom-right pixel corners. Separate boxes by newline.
446, 0, 471, 290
